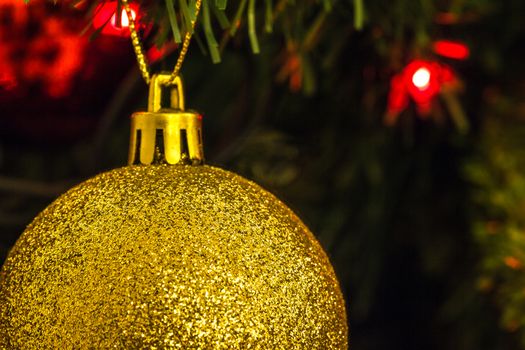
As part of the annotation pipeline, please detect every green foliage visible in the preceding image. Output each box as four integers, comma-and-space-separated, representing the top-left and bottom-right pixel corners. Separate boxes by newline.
465, 113, 525, 344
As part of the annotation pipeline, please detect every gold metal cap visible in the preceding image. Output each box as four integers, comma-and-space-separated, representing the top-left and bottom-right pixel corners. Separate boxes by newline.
128, 73, 204, 165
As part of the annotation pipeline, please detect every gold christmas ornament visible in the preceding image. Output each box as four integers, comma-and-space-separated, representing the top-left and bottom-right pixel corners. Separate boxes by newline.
0, 75, 348, 348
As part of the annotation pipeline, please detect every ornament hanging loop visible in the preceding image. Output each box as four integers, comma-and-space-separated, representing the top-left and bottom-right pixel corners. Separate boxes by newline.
148, 74, 185, 112
129, 73, 204, 166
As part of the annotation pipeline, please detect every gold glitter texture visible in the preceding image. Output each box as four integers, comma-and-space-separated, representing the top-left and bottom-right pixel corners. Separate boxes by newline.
0, 165, 348, 349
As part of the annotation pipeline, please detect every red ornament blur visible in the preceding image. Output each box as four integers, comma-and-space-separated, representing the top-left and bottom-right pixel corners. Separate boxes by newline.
0, 0, 135, 142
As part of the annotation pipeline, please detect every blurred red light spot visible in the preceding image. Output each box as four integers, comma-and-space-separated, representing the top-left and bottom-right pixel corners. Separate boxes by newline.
504, 256, 522, 270
433, 40, 470, 60
386, 60, 458, 119
111, 8, 136, 28
412, 67, 431, 90
93, 2, 139, 37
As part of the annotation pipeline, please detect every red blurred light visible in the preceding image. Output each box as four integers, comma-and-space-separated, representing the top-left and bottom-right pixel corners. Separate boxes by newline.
385, 74, 409, 119
412, 67, 431, 90
93, 2, 139, 37
0, 71, 17, 91
433, 40, 470, 60
147, 42, 178, 63
0, 0, 87, 98
111, 8, 136, 28
387, 60, 458, 118
21, 17, 87, 98
0, 47, 17, 90
405, 61, 441, 102
435, 12, 459, 25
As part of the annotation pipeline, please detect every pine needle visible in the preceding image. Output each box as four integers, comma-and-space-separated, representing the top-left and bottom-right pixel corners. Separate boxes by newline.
202, 0, 221, 63
264, 0, 273, 33
166, 0, 183, 43
248, 0, 260, 54
322, 0, 332, 12
179, 0, 194, 34
353, 0, 365, 30
210, 1, 231, 29
215, 0, 227, 10
229, 0, 248, 36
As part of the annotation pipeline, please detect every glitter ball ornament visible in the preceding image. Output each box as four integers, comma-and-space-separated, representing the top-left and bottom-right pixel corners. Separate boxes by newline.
0, 75, 348, 349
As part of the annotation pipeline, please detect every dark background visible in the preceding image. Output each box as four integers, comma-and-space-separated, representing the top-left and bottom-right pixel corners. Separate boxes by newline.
2, 1, 525, 348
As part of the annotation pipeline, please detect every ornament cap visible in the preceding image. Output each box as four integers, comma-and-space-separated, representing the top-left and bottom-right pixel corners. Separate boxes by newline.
129, 73, 204, 165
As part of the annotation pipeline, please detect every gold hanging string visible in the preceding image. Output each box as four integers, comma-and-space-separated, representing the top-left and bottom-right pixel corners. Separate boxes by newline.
121, 0, 150, 83
121, 0, 203, 84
